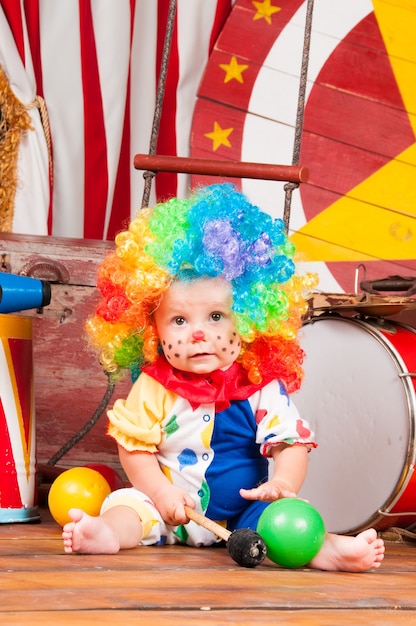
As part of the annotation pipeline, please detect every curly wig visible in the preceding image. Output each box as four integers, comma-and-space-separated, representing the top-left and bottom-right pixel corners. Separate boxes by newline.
86, 183, 317, 392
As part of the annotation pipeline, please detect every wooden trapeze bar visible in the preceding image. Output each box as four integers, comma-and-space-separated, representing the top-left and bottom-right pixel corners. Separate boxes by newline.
134, 154, 309, 184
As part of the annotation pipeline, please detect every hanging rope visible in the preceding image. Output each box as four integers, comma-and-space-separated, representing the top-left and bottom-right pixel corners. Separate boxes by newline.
27, 95, 54, 188
283, 0, 314, 233
47, 373, 115, 466
141, 0, 177, 208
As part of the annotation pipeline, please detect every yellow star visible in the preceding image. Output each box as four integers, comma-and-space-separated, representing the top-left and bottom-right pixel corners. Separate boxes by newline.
204, 122, 233, 151
219, 56, 249, 84
252, 0, 281, 24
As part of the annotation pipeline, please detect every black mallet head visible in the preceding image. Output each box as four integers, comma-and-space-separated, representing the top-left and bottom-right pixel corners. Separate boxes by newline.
227, 528, 267, 568
184, 506, 267, 568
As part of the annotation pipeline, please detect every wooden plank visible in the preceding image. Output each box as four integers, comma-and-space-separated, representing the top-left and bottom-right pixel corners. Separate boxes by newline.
309, 20, 410, 110
0, 508, 416, 623
302, 83, 415, 160
192, 98, 398, 200
0, 233, 113, 287
198, 49, 415, 155
293, 184, 416, 317
373, 0, 416, 65
300, 132, 397, 198
31, 286, 131, 466
1, 609, 415, 626
191, 98, 246, 161
199, 8, 411, 135
291, 195, 416, 259
214, 1, 305, 64
31, 282, 130, 466
2, 562, 416, 611
334, 9, 388, 52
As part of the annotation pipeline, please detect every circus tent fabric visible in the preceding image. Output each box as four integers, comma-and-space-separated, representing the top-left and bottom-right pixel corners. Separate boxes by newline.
0, 0, 233, 239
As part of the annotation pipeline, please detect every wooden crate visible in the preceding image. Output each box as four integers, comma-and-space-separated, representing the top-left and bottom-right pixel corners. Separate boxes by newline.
0, 233, 131, 470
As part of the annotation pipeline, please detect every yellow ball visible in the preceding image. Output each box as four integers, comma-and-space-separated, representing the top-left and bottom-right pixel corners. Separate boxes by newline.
48, 467, 111, 526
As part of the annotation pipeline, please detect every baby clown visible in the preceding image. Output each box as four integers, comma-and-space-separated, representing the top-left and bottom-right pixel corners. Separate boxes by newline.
62, 185, 384, 571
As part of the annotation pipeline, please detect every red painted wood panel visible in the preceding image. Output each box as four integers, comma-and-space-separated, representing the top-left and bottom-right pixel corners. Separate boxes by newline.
193, 96, 393, 198
191, 1, 416, 295
214, 1, 305, 59
316, 12, 410, 110
303, 83, 414, 158
191, 99, 246, 160
197, 48, 258, 110
300, 132, 392, 197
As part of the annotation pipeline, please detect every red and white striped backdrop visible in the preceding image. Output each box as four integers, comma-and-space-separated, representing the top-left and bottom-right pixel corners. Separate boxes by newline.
0, 0, 233, 239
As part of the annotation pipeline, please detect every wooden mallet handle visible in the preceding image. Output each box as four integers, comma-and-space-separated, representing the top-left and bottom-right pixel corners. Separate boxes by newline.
184, 506, 230, 542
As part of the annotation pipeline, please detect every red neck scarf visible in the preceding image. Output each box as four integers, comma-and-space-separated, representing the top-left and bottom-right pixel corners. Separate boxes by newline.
142, 356, 272, 412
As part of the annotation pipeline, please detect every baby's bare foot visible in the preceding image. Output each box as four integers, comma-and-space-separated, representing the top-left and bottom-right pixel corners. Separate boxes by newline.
309, 529, 385, 572
62, 508, 120, 554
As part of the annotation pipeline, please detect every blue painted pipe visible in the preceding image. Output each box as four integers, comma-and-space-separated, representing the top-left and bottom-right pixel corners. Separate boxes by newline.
0, 273, 51, 313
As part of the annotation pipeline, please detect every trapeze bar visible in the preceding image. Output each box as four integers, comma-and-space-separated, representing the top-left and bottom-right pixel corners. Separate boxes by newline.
134, 154, 309, 183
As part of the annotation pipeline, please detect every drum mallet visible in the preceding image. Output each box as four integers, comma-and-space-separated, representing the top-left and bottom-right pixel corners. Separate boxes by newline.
184, 506, 267, 568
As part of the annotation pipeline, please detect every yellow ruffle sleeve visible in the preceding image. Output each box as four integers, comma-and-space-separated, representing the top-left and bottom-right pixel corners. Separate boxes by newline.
107, 373, 177, 453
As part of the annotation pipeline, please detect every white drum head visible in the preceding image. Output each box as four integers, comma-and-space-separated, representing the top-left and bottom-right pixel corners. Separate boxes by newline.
294, 316, 414, 533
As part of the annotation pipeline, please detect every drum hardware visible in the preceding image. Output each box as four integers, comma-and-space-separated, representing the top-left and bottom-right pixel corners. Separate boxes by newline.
355, 263, 416, 296
403, 522, 416, 534
378, 509, 416, 518
310, 265, 416, 318
307, 309, 345, 322
360, 276, 416, 297
359, 317, 398, 333
310, 292, 416, 318
354, 263, 366, 295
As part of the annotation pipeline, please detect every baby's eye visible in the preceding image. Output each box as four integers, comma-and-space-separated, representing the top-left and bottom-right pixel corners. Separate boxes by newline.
174, 316, 186, 326
211, 312, 222, 322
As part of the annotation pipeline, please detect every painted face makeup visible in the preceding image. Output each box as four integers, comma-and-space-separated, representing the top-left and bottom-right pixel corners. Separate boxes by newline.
154, 277, 241, 374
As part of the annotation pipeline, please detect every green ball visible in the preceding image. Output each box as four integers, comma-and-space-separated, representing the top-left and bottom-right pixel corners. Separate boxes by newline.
257, 499, 326, 568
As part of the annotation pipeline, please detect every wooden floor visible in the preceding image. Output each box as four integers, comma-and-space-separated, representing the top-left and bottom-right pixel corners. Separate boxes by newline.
0, 508, 415, 625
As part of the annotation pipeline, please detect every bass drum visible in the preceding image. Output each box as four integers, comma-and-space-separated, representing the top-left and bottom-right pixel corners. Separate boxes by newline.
295, 315, 416, 534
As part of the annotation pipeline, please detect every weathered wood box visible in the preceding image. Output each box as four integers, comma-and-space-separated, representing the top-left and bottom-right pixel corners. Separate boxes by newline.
0, 233, 131, 471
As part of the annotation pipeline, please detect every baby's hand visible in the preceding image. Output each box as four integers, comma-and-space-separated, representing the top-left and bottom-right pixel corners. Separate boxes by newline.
240, 480, 297, 502
152, 484, 195, 526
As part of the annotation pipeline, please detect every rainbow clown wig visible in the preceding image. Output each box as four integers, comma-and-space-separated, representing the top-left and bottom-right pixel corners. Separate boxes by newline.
86, 183, 317, 393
